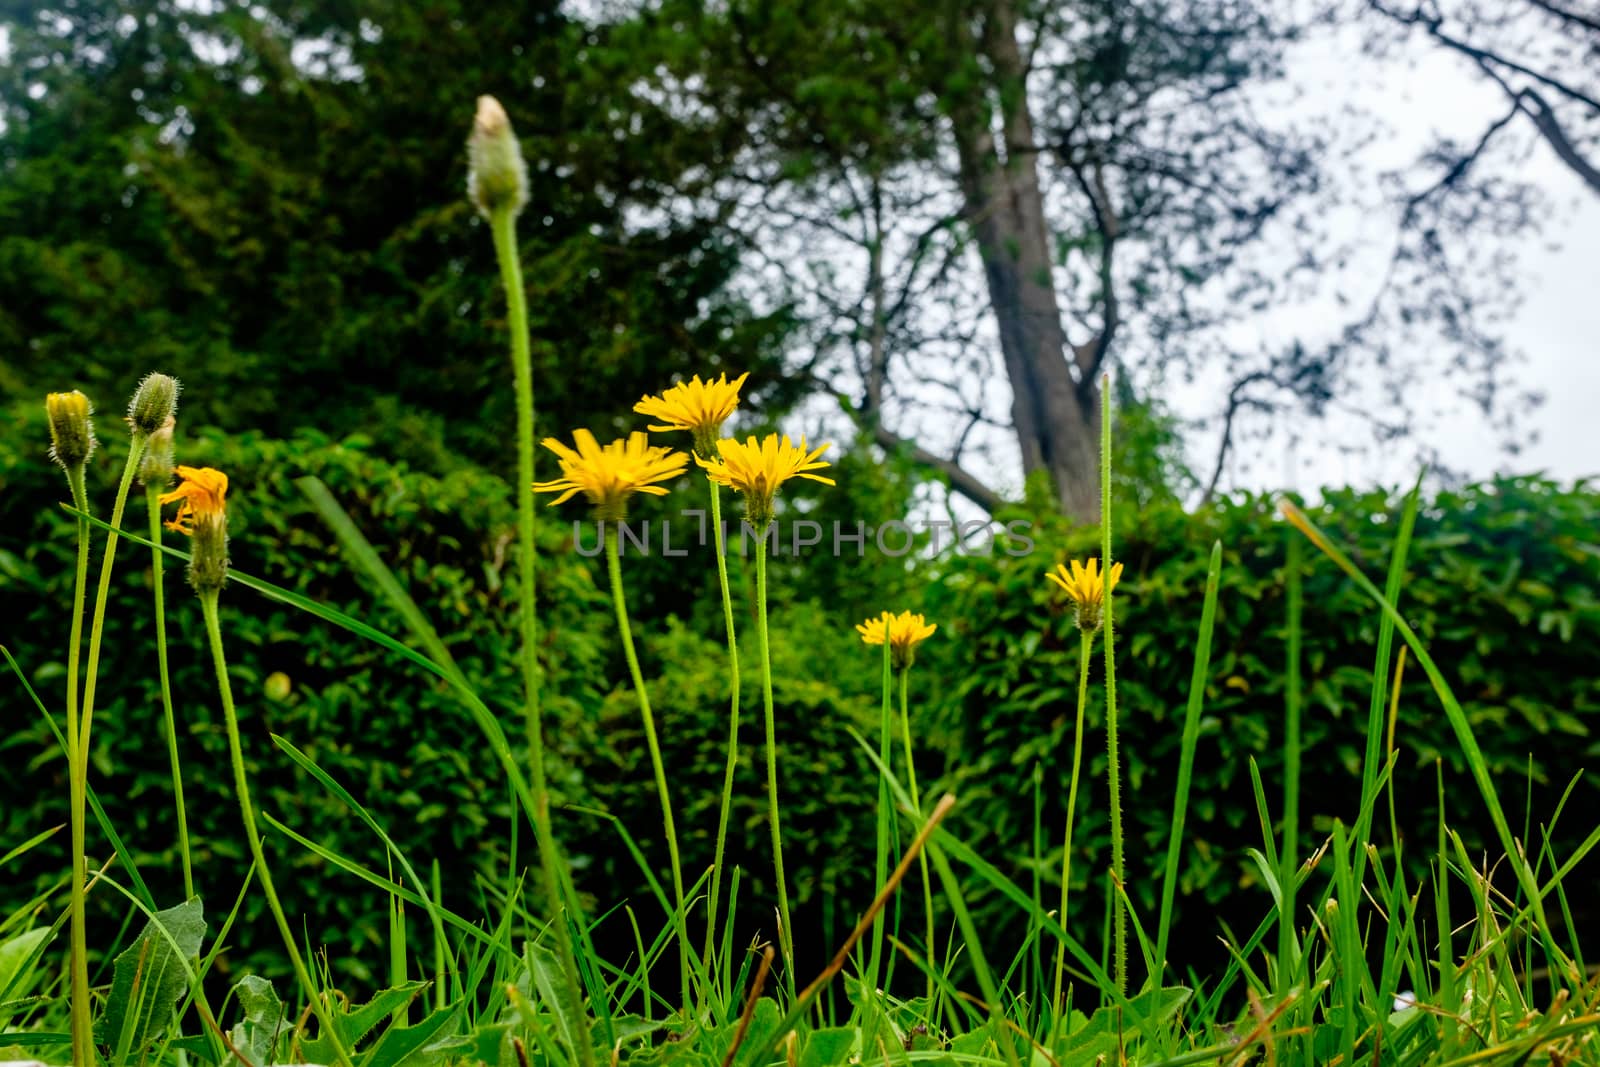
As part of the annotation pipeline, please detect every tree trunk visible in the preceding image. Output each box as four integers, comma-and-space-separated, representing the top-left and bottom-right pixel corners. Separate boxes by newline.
945, 0, 1102, 521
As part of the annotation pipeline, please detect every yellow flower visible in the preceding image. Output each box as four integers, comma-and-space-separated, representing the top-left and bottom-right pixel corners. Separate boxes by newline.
533, 429, 688, 519
160, 465, 230, 593
159, 466, 229, 536
697, 433, 834, 526
1045, 557, 1123, 632
856, 610, 937, 671
634, 372, 750, 457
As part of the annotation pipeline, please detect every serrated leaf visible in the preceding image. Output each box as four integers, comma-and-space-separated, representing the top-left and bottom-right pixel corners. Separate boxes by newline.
300, 981, 427, 1064
364, 1003, 459, 1067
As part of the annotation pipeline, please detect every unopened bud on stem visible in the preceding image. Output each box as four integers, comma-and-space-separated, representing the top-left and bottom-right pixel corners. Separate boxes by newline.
46, 391, 96, 469
139, 416, 177, 488
467, 95, 529, 219
189, 513, 229, 594
128, 372, 180, 435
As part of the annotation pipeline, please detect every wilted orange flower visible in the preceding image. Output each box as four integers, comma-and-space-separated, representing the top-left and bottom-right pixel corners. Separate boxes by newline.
159, 466, 228, 536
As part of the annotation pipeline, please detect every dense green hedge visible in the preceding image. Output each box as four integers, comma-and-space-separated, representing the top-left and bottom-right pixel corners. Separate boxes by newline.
4, 407, 1596, 993
0, 413, 616, 985
0, 408, 898, 988
919, 478, 1600, 978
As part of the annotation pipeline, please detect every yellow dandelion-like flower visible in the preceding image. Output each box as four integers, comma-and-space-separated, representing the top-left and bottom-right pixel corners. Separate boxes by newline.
1045, 557, 1123, 632
697, 433, 834, 526
533, 429, 688, 519
634, 372, 750, 457
856, 610, 938, 671
159, 466, 228, 536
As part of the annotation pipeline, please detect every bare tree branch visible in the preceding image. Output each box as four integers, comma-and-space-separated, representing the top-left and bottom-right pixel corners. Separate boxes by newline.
873, 420, 1004, 512
1202, 370, 1275, 503
1519, 88, 1600, 194
818, 377, 1004, 511
1065, 159, 1121, 383
1369, 0, 1600, 112
1523, 0, 1600, 32
1401, 99, 1523, 225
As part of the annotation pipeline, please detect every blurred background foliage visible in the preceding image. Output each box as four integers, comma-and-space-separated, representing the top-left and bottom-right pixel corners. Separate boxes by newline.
2, 0, 1597, 1004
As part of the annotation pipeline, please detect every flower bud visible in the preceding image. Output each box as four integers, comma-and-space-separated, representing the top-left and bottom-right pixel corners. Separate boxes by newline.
467, 95, 529, 219
127, 372, 180, 435
188, 512, 229, 595
46, 391, 96, 469
139, 416, 177, 488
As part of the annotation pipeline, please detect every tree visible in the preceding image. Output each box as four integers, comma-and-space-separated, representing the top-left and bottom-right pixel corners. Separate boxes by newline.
615, 0, 1584, 517
0, 0, 792, 470
1365, 0, 1600, 197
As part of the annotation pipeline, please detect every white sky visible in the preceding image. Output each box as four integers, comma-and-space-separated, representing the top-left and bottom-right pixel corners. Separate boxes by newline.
1174, 27, 1600, 496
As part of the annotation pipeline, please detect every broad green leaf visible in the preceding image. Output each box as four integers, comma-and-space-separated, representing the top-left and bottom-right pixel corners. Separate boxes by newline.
0, 927, 51, 1026
526, 941, 581, 1055
94, 897, 206, 1054
797, 1026, 856, 1067
1056, 986, 1190, 1059
227, 974, 286, 1067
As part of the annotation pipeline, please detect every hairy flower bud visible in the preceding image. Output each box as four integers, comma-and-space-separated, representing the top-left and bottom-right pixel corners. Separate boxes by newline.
467, 95, 529, 219
46, 391, 96, 469
139, 416, 177, 488
188, 512, 229, 594
127, 372, 180, 435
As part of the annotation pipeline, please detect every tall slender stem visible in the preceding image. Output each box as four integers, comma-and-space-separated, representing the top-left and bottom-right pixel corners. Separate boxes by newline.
754, 532, 795, 994
604, 524, 691, 1007
1099, 380, 1125, 996
63, 464, 94, 1067
490, 160, 542, 811
489, 206, 592, 1066
702, 481, 741, 990
898, 667, 936, 1009
66, 436, 143, 1067
866, 636, 892, 994
1277, 531, 1303, 1001
148, 487, 193, 899
80, 434, 146, 756
1051, 628, 1094, 1018
201, 592, 352, 1067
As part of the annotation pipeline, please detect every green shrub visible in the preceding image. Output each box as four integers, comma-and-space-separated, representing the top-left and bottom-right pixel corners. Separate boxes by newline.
920, 477, 1600, 977
563, 610, 889, 976
0, 414, 612, 985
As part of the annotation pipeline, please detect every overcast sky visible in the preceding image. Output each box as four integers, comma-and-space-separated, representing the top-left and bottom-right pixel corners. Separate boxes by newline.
1174, 23, 1600, 497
